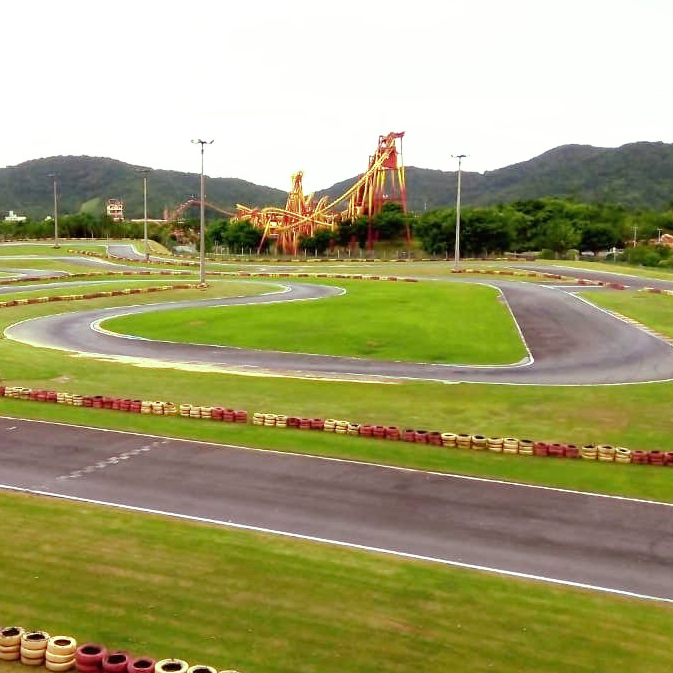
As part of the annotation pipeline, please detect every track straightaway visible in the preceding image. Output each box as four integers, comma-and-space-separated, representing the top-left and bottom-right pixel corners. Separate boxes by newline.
1, 417, 672, 602
5, 279, 673, 385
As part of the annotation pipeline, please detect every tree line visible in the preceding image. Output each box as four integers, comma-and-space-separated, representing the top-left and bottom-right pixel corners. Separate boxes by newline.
413, 198, 673, 259
4, 198, 673, 266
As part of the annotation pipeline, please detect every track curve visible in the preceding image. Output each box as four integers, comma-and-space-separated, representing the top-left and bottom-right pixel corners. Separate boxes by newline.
6, 278, 673, 385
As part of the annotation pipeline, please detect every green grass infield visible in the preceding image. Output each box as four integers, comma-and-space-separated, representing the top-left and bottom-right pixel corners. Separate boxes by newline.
101, 280, 529, 365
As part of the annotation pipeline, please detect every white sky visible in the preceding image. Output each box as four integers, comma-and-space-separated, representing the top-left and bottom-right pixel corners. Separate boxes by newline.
3, 0, 672, 193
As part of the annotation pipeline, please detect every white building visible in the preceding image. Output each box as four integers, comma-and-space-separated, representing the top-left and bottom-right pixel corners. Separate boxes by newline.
4, 210, 27, 223
106, 199, 124, 222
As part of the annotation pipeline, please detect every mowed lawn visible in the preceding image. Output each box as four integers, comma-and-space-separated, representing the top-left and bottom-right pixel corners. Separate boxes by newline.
1, 491, 671, 673
102, 280, 528, 365
580, 290, 673, 338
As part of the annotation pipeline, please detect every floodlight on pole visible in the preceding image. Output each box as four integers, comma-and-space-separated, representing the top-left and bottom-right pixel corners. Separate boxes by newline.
136, 168, 152, 262
451, 154, 467, 270
191, 139, 214, 285
47, 173, 59, 249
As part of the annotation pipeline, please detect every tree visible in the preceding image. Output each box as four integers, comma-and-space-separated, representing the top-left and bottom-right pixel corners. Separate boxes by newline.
580, 223, 622, 253
222, 221, 264, 252
536, 218, 580, 256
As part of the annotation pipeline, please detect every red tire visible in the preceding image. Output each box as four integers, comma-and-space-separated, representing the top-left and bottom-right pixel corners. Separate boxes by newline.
102, 652, 129, 673
77, 663, 102, 673
533, 442, 549, 456
565, 445, 580, 459
76, 644, 107, 668
127, 658, 156, 673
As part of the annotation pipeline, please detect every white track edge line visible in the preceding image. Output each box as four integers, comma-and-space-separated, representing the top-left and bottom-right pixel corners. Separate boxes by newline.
0, 482, 670, 605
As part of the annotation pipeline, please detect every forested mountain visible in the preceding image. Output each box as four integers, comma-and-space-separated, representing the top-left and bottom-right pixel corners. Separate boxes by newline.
0, 156, 286, 220
2, 141, 673, 219
323, 142, 673, 211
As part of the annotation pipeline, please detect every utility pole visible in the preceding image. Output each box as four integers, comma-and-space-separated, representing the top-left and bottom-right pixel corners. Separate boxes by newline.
633, 225, 638, 247
48, 173, 59, 248
137, 168, 152, 262
657, 228, 662, 243
191, 139, 214, 285
451, 154, 467, 270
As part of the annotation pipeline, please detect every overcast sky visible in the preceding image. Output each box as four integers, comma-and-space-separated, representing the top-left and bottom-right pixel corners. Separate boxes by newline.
3, 0, 671, 192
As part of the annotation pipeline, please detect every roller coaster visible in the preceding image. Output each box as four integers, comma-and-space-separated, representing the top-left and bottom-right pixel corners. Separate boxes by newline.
164, 197, 235, 223
234, 132, 407, 254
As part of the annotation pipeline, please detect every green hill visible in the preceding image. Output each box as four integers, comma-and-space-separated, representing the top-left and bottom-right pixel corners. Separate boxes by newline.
322, 142, 673, 211
2, 142, 673, 219
0, 156, 286, 220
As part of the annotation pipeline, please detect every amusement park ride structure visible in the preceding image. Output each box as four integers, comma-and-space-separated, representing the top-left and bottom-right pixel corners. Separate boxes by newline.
233, 132, 407, 253
164, 197, 234, 223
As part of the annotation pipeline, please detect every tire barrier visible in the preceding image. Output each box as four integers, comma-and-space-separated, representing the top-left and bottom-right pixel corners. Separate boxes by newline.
0, 626, 24, 661
102, 652, 131, 673
128, 659, 156, 673
46, 636, 77, 673
1, 383, 666, 468
155, 660, 189, 673
20, 631, 50, 667
641, 287, 673, 297
0, 283, 199, 309
76, 643, 107, 672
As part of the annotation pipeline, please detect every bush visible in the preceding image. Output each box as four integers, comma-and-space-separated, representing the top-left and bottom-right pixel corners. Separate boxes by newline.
539, 248, 556, 260
564, 249, 580, 260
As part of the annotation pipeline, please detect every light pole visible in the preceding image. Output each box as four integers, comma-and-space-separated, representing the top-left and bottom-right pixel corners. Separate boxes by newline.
451, 154, 467, 270
191, 139, 214, 285
47, 173, 59, 248
137, 168, 152, 262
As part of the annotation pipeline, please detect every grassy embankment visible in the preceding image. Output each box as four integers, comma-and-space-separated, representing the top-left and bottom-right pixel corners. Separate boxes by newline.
0, 491, 671, 673
580, 290, 673, 338
103, 280, 528, 365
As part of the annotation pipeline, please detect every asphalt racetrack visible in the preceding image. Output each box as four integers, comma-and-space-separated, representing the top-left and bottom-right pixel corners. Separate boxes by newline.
2, 417, 671, 602
6, 278, 673, 384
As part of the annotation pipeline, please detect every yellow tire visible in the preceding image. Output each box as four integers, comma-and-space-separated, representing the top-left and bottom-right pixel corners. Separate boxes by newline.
21, 632, 50, 651
187, 666, 216, 673
0, 645, 20, 655
45, 658, 76, 672
47, 637, 77, 657
21, 656, 45, 666
0, 651, 20, 661
156, 659, 189, 673
0, 628, 24, 647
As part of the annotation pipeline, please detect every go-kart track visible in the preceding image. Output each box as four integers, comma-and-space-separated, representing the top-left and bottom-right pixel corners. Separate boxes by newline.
2, 248, 673, 604
6, 275, 673, 385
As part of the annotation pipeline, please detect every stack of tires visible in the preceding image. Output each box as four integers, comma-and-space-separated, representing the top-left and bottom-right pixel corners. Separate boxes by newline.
46, 636, 77, 672
0, 626, 23, 661
20, 631, 50, 667
76, 643, 107, 673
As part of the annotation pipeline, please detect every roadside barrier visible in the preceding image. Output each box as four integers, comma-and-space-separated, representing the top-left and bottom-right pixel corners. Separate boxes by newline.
0, 283, 199, 309
46, 637, 77, 673
20, 631, 49, 667
641, 287, 673, 297
0, 626, 24, 661
0, 383, 665, 468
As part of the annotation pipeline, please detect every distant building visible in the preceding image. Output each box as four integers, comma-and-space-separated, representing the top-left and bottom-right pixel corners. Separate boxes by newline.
106, 199, 124, 222
4, 210, 27, 223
